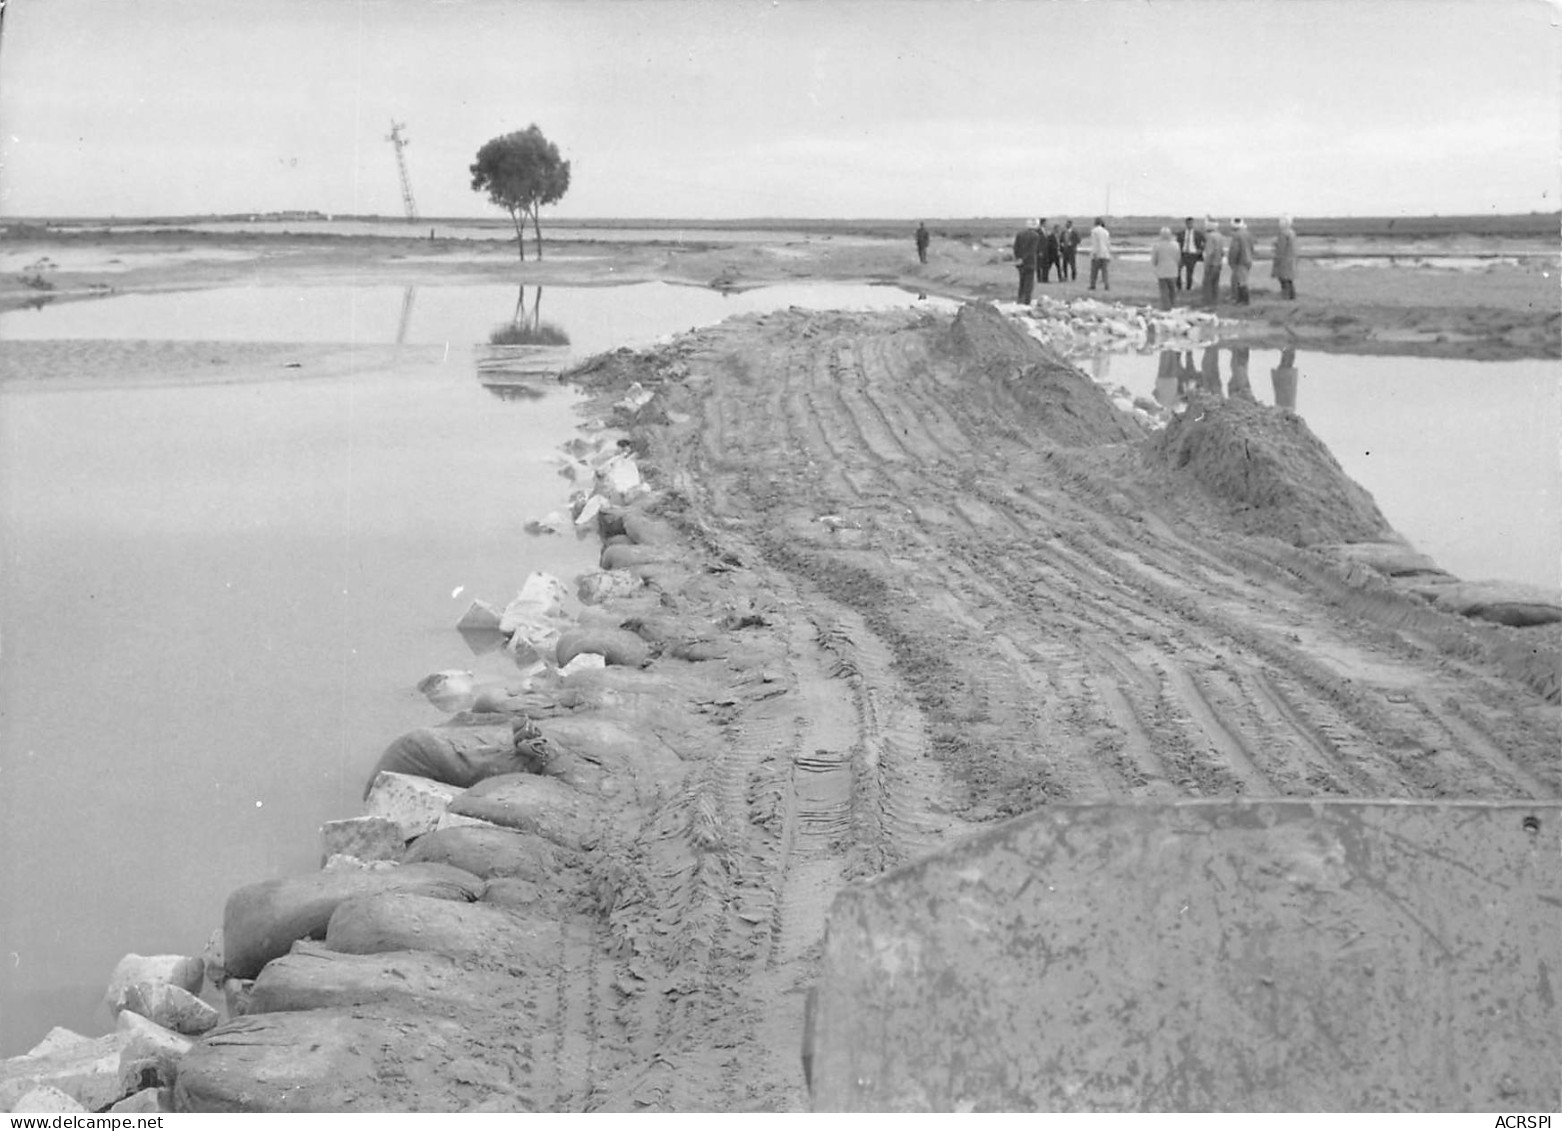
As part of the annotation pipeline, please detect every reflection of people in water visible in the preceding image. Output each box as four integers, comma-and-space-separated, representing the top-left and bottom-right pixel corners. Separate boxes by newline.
1179, 351, 1200, 396
1271, 346, 1299, 410
1154, 350, 1181, 407
1226, 346, 1254, 400
1199, 346, 1223, 395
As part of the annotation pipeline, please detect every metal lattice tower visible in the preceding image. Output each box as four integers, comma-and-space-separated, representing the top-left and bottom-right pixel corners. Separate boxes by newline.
386, 121, 418, 222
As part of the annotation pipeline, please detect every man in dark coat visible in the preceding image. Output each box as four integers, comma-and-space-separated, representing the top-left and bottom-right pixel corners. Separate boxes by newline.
915, 221, 930, 264
1060, 220, 1080, 281
1177, 217, 1203, 292
1039, 218, 1059, 282
1013, 219, 1040, 304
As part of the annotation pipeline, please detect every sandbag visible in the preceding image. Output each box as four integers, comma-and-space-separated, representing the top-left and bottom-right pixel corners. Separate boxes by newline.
221, 863, 483, 980
402, 824, 565, 883
555, 626, 651, 668
324, 891, 558, 964
621, 511, 678, 546
600, 542, 664, 571
173, 1009, 522, 1112
446, 774, 602, 850
533, 713, 686, 801
362, 725, 528, 799
1408, 580, 1562, 628
480, 877, 545, 911
247, 942, 505, 1014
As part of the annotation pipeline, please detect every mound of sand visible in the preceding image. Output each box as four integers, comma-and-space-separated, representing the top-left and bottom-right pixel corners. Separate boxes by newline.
1149, 394, 1391, 546
941, 303, 1143, 448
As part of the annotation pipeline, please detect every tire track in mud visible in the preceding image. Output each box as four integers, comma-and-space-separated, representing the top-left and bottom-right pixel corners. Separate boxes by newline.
564, 303, 1557, 1110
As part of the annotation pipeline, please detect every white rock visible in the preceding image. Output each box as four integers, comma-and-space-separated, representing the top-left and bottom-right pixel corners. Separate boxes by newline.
455, 599, 503, 632
320, 815, 405, 865
417, 669, 477, 713
575, 568, 643, 605
25, 1028, 92, 1059
121, 981, 219, 1036
0, 1031, 130, 1113
115, 1011, 192, 1094
573, 492, 607, 527
322, 852, 400, 872
615, 382, 655, 411
363, 771, 460, 840
433, 811, 511, 833
11, 1085, 87, 1113
500, 571, 570, 628
558, 652, 607, 677
595, 453, 644, 501
222, 979, 255, 1019
201, 927, 227, 989
109, 1087, 170, 1114
103, 953, 204, 1017
505, 621, 561, 667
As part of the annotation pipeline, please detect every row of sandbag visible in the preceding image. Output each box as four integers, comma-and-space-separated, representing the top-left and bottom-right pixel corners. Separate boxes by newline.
172, 486, 710, 1110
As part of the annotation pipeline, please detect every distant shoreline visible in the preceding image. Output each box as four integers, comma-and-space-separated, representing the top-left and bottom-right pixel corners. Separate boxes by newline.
4, 212, 1560, 243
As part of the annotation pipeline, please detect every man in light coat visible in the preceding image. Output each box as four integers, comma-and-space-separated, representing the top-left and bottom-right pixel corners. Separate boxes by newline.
1088, 217, 1112, 291
1201, 218, 1225, 306
1227, 218, 1256, 305
1271, 215, 1297, 299
1151, 226, 1181, 310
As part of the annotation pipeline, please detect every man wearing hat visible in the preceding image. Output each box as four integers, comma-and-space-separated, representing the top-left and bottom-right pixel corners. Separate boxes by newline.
1201, 218, 1225, 306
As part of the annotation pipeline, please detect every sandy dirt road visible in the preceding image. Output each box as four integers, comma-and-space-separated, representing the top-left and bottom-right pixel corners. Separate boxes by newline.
515, 301, 1557, 1110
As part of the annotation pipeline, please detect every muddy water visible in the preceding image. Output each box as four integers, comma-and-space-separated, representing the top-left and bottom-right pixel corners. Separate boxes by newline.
0, 281, 947, 1055
1088, 347, 1561, 590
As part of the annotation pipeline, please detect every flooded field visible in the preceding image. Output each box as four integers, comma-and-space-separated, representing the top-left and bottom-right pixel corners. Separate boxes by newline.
0, 280, 949, 1054
1085, 346, 1561, 590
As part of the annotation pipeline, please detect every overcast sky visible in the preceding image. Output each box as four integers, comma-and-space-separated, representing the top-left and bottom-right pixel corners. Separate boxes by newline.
2, 0, 1558, 220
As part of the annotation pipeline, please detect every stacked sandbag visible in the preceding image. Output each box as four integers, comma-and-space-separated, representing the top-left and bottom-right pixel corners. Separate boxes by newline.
247, 943, 509, 1015
175, 1009, 519, 1112
323, 891, 559, 963
362, 724, 532, 799
446, 774, 603, 851
402, 824, 567, 883
555, 626, 650, 668
222, 862, 484, 980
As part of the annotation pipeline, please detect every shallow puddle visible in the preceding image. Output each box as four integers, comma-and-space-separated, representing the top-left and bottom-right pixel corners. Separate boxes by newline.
1087, 346, 1561, 589
1, 280, 953, 357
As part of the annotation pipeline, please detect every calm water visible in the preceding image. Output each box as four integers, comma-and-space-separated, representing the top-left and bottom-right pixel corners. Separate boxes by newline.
0, 283, 1554, 1055
0, 281, 947, 1055
1088, 346, 1561, 590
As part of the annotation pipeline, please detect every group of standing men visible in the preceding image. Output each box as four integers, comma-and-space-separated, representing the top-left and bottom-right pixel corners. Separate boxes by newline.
1010, 217, 1109, 304
1149, 216, 1299, 309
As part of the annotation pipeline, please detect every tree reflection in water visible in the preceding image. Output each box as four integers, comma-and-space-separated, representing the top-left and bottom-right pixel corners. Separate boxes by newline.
489, 285, 570, 347
481, 285, 571, 400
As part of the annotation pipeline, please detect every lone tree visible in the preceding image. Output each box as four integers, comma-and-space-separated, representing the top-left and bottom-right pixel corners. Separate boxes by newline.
469, 125, 571, 261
